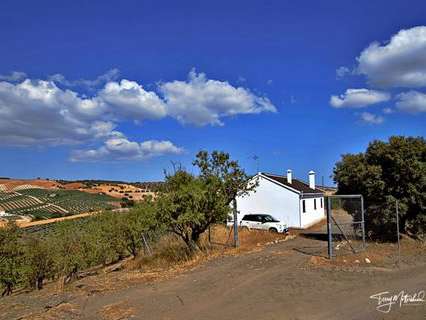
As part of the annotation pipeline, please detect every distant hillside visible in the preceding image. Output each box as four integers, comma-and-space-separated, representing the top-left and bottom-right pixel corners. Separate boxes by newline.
0, 178, 164, 222
0, 188, 119, 221
0, 178, 61, 192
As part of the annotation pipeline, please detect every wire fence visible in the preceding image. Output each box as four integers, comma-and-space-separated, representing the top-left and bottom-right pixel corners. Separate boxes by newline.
327, 195, 366, 258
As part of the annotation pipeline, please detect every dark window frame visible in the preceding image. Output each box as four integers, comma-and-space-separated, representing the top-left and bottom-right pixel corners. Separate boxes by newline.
302, 200, 306, 213
314, 199, 317, 210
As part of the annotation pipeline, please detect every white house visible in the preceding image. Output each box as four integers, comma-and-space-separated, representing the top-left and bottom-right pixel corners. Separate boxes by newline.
234, 170, 325, 229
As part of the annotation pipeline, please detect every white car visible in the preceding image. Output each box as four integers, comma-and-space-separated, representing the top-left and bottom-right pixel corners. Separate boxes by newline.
238, 214, 288, 233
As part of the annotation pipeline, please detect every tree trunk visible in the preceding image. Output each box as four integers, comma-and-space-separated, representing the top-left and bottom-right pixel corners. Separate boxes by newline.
2, 283, 12, 296
37, 276, 44, 290
186, 239, 201, 253
182, 232, 201, 253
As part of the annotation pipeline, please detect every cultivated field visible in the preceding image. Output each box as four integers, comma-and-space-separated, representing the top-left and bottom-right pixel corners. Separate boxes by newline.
0, 189, 118, 221
0, 178, 161, 203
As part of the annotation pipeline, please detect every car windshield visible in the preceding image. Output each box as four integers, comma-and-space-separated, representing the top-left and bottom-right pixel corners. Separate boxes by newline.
263, 215, 279, 222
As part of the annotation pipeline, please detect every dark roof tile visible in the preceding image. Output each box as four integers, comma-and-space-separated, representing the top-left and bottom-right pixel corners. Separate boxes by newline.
262, 173, 323, 194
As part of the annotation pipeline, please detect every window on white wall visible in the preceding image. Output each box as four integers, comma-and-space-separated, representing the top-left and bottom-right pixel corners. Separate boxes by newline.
321, 198, 323, 208
302, 200, 306, 213
314, 199, 317, 210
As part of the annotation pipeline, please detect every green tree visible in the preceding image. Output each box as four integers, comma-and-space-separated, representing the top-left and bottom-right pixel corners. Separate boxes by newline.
334, 136, 426, 240
119, 202, 158, 258
193, 150, 254, 204
156, 151, 254, 252
0, 222, 24, 296
50, 221, 91, 283
22, 236, 55, 290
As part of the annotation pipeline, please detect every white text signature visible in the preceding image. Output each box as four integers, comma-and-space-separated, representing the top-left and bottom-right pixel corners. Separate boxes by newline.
370, 290, 425, 313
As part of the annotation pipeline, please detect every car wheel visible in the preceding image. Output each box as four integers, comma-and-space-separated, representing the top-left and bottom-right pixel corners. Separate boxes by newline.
241, 226, 249, 232
269, 227, 278, 233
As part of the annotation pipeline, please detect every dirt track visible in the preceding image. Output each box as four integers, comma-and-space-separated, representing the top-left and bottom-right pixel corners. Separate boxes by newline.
1, 236, 425, 320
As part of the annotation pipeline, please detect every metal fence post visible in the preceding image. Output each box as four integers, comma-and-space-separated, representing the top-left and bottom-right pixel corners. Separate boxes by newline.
326, 197, 332, 259
232, 198, 239, 248
360, 195, 366, 249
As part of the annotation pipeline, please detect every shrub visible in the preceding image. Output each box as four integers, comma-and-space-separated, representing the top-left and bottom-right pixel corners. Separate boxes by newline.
154, 151, 254, 252
0, 222, 24, 296
334, 136, 426, 240
22, 236, 55, 290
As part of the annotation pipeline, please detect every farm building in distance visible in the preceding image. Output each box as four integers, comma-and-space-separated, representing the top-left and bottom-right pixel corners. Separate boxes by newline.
235, 170, 325, 229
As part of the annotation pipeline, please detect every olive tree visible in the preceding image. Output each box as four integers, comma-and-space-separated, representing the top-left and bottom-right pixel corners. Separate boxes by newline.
155, 151, 254, 252
22, 236, 55, 290
0, 222, 24, 296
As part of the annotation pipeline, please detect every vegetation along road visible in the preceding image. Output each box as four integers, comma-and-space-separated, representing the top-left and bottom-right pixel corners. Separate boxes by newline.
1, 236, 425, 320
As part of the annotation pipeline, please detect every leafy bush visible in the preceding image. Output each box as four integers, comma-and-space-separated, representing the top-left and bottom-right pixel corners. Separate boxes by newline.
154, 151, 254, 252
0, 222, 24, 296
22, 236, 55, 290
0, 204, 162, 295
334, 136, 426, 240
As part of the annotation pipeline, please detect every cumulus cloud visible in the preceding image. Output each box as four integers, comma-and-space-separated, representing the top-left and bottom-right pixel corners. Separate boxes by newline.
396, 91, 426, 113
0, 71, 27, 82
0, 69, 275, 160
336, 66, 351, 79
382, 107, 394, 114
0, 79, 107, 145
49, 68, 120, 89
330, 88, 390, 108
0, 78, 171, 146
99, 79, 167, 120
159, 69, 277, 126
70, 134, 183, 161
357, 26, 426, 87
360, 112, 384, 124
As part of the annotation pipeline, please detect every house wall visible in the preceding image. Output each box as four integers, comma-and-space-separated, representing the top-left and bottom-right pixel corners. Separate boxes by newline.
235, 175, 301, 228
299, 197, 325, 228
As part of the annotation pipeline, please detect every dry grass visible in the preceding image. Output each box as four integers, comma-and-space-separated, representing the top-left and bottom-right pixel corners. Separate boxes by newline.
126, 225, 292, 274
127, 225, 288, 272
308, 237, 426, 269
99, 300, 135, 320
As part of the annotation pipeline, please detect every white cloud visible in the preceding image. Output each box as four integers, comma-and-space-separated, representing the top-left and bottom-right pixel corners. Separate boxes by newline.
99, 79, 167, 120
330, 88, 390, 108
396, 91, 426, 113
360, 112, 384, 124
0, 70, 275, 145
0, 78, 170, 146
382, 107, 394, 114
357, 26, 426, 87
0, 79, 107, 146
0, 70, 275, 161
70, 135, 183, 161
49, 68, 120, 89
159, 69, 277, 126
336, 66, 351, 79
0, 71, 27, 82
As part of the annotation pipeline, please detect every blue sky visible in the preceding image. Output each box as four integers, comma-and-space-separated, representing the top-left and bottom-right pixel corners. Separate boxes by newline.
0, 0, 425, 184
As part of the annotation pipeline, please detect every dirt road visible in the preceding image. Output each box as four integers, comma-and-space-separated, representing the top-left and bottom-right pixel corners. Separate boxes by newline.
1, 237, 425, 319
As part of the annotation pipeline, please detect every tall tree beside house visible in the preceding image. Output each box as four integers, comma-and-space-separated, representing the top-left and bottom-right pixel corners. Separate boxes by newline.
155, 151, 254, 252
333, 136, 426, 240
